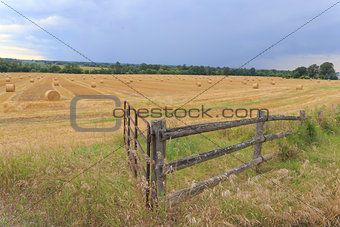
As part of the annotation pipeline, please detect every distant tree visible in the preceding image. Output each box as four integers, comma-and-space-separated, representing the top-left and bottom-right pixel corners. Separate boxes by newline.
40, 66, 49, 72
204, 66, 212, 75
181, 64, 188, 71
292, 66, 307, 78
139, 63, 148, 71
49, 65, 61, 73
319, 62, 335, 78
21, 65, 31, 72
223, 67, 231, 76
307, 64, 319, 78
113, 61, 122, 74
249, 67, 256, 76
61, 63, 82, 74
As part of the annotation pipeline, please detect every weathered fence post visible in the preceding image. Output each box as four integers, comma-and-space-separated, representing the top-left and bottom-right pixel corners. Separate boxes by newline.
253, 110, 266, 172
317, 110, 324, 125
151, 119, 167, 205
300, 110, 306, 124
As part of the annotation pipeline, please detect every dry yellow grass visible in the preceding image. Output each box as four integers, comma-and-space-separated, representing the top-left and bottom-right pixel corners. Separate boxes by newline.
0, 72, 339, 153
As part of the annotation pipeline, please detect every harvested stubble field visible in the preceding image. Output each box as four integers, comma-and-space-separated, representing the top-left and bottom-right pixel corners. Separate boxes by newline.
0, 72, 339, 225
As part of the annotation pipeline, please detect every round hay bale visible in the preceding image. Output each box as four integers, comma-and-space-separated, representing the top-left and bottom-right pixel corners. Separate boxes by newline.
91, 82, 96, 88
197, 82, 202, 87
208, 80, 212, 84
129, 79, 133, 83
271, 81, 276, 85
5, 84, 15, 92
252, 83, 259, 89
54, 81, 59, 86
20, 76, 23, 79
100, 80, 104, 84
44, 90, 60, 101
30, 79, 34, 83
70, 78, 74, 81
296, 85, 303, 90
5, 78, 10, 82
83, 77, 86, 80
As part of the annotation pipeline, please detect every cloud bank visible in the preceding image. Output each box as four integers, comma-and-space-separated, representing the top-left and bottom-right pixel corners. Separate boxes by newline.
0, 0, 339, 71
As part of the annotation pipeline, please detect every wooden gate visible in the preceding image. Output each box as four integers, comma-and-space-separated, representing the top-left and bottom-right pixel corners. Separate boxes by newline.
123, 101, 152, 206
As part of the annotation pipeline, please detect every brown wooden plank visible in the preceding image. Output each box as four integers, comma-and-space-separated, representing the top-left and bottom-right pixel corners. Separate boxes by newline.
164, 132, 290, 174
166, 152, 277, 207
162, 115, 300, 140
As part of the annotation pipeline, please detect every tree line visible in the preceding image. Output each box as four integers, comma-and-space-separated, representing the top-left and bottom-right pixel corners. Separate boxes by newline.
0, 58, 337, 79
291, 62, 337, 80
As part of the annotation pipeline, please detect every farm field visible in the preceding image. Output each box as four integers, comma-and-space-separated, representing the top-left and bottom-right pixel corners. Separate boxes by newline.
0, 72, 339, 225
1, 72, 340, 151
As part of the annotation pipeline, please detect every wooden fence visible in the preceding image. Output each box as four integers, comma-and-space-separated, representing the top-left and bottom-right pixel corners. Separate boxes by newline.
149, 110, 306, 207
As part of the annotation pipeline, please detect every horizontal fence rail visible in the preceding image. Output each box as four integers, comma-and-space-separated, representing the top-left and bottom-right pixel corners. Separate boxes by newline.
163, 131, 291, 175
150, 110, 307, 207
161, 115, 301, 141
167, 152, 277, 206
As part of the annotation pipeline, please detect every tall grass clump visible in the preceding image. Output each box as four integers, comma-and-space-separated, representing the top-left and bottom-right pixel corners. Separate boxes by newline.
278, 107, 340, 161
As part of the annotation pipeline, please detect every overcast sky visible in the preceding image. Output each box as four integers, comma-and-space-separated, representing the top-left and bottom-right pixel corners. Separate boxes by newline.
0, 0, 340, 71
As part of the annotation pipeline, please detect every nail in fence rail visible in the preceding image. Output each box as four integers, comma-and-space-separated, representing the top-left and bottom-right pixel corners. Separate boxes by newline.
123, 103, 307, 207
